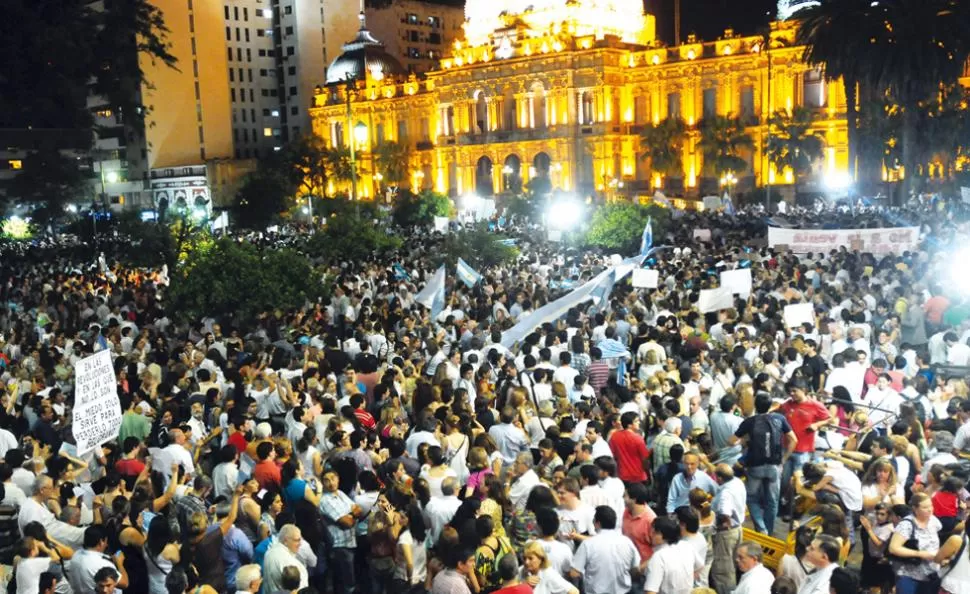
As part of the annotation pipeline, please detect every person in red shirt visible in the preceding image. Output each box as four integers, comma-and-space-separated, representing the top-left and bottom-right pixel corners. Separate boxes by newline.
252, 441, 281, 490
351, 394, 376, 431
226, 416, 250, 455
778, 378, 832, 510
115, 436, 147, 487
931, 475, 963, 535
492, 553, 532, 594
622, 483, 657, 572
608, 412, 649, 485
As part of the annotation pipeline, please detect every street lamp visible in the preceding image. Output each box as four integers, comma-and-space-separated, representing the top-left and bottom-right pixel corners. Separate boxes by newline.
502, 165, 513, 192
719, 172, 737, 196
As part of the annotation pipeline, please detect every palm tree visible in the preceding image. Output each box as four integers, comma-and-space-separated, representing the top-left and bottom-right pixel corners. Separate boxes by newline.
696, 115, 754, 177
639, 118, 687, 180
374, 141, 411, 185
323, 148, 355, 188
766, 107, 825, 196
875, 0, 970, 196
797, 0, 887, 183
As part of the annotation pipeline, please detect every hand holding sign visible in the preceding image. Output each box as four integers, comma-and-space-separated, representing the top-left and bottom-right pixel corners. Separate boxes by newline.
783, 303, 815, 329
719, 269, 752, 297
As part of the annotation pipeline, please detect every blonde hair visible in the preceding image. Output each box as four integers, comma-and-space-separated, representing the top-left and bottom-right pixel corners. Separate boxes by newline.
467, 447, 488, 471
522, 541, 550, 569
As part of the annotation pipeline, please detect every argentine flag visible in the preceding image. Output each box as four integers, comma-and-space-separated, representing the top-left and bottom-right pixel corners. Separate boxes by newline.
415, 265, 447, 320
639, 216, 653, 256
456, 258, 482, 288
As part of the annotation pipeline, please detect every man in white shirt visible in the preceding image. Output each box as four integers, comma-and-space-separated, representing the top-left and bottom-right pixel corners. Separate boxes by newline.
946, 332, 970, 365
424, 477, 462, 544
797, 535, 840, 594
865, 374, 902, 428
711, 464, 746, 594
584, 421, 613, 459
643, 516, 695, 594
553, 352, 579, 388
508, 452, 541, 511
19, 475, 85, 550
262, 524, 309, 593
733, 541, 776, 594
569, 506, 640, 594
160, 428, 195, 485
67, 525, 127, 594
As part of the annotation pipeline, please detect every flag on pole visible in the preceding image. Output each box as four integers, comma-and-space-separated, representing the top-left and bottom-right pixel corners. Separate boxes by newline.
723, 194, 736, 216
415, 265, 446, 320
455, 258, 482, 288
639, 216, 653, 256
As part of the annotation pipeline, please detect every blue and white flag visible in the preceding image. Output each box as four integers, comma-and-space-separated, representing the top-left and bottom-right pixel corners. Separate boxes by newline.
723, 194, 736, 216
639, 216, 653, 256
392, 263, 411, 281
415, 265, 446, 320
496, 238, 517, 247
455, 258, 482, 288
597, 338, 631, 360
616, 358, 627, 387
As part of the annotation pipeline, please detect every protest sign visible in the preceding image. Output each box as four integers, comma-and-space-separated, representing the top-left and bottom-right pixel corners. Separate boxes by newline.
767, 226, 919, 256
433, 216, 449, 233
632, 269, 659, 289
783, 303, 816, 329
698, 287, 734, 313
72, 350, 122, 455
719, 269, 752, 297
693, 229, 712, 242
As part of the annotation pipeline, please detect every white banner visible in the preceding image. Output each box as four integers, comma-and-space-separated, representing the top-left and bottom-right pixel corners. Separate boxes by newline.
962, 187, 970, 205
72, 350, 122, 455
767, 226, 919, 256
632, 269, 659, 289
693, 229, 712, 242
720, 269, 752, 297
698, 287, 734, 313
783, 303, 816, 329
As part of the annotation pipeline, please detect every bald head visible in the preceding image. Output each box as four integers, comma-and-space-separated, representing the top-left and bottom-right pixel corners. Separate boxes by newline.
715, 463, 734, 483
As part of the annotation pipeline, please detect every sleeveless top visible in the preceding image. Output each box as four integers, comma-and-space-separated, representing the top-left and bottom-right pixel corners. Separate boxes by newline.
235, 496, 260, 543
144, 547, 174, 594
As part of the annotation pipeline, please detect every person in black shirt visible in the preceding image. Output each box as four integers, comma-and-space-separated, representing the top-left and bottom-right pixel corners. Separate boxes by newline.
802, 339, 827, 392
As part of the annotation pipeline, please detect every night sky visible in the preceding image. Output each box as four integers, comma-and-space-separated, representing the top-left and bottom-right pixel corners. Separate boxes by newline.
646, 0, 779, 44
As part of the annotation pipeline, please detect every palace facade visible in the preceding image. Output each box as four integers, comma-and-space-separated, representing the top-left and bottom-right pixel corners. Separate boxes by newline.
309, 0, 849, 202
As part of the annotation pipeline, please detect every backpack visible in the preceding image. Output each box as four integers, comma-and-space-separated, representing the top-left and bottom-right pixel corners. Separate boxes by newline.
750, 413, 784, 466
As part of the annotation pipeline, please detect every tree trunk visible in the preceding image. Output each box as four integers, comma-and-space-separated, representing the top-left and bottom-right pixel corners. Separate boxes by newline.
843, 76, 858, 182
901, 100, 919, 205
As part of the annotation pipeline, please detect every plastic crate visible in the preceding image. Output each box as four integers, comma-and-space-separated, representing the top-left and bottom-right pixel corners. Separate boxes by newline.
742, 528, 790, 571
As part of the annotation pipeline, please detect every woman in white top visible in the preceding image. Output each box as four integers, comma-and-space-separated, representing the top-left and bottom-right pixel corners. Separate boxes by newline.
418, 445, 458, 498
521, 541, 578, 594
143, 515, 180, 594
393, 505, 429, 589
861, 459, 905, 513
776, 524, 816, 591
937, 523, 970, 594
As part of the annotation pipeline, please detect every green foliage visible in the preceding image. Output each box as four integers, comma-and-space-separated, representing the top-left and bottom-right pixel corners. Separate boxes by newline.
767, 107, 825, 190
697, 115, 754, 176
504, 195, 540, 221
5, 148, 91, 216
167, 238, 320, 323
305, 210, 402, 262
585, 203, 670, 252
1, 216, 36, 239
639, 118, 687, 178
283, 134, 330, 200
374, 142, 412, 185
439, 224, 519, 269
391, 189, 452, 227
525, 176, 552, 197
324, 148, 355, 183
232, 171, 294, 229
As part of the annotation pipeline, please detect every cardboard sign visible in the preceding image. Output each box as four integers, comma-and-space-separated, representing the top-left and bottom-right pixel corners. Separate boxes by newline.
72, 350, 123, 455
698, 287, 734, 313
774, 244, 789, 254
720, 269, 752, 297
632, 269, 659, 289
783, 303, 816, 329
850, 239, 864, 252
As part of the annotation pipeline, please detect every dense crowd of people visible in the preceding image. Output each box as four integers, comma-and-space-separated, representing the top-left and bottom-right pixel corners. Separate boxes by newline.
0, 199, 969, 594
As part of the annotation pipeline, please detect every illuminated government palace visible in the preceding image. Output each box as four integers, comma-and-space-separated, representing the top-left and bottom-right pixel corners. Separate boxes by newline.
309, 0, 849, 202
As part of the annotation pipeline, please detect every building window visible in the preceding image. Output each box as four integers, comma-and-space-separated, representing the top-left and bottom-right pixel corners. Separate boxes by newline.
259, 49, 266, 57
242, 110, 247, 123
285, 5, 292, 14
239, 88, 246, 103
408, 47, 420, 59
237, 48, 242, 61
702, 88, 717, 119
263, 108, 271, 116
243, 7, 248, 20
233, 110, 237, 123
262, 89, 269, 97
235, 27, 240, 41
227, 47, 233, 61
409, 30, 419, 42
260, 68, 268, 76
246, 48, 251, 61
224, 5, 229, 20
667, 92, 681, 119
270, 89, 277, 97
288, 66, 296, 75
292, 126, 299, 136
397, 120, 408, 141
740, 85, 754, 120
272, 109, 279, 116
263, 127, 273, 136
231, 88, 236, 102
428, 15, 441, 28
9, 160, 22, 170
291, 106, 298, 115
225, 26, 231, 40
249, 89, 254, 102
229, 69, 234, 82
634, 94, 648, 123
243, 129, 249, 142
285, 26, 293, 35
289, 86, 297, 96
234, 6, 239, 20
248, 69, 253, 82
245, 28, 250, 42
287, 46, 295, 56
803, 68, 826, 108
257, 29, 264, 36
407, 13, 418, 24
428, 33, 441, 44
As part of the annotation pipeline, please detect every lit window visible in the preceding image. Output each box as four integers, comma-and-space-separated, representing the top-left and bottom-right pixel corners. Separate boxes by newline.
9, 160, 22, 170
263, 128, 273, 136
271, 110, 280, 117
